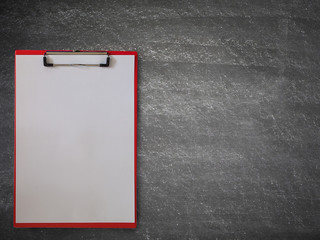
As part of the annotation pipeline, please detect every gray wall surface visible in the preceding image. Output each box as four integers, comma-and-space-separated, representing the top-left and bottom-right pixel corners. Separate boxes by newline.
0, 0, 319, 239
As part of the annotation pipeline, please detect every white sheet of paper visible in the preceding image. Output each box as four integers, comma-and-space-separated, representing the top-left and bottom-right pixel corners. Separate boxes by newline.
15, 53, 135, 223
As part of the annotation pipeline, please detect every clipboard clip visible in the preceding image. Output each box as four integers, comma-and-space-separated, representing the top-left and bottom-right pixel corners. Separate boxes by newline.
43, 51, 110, 67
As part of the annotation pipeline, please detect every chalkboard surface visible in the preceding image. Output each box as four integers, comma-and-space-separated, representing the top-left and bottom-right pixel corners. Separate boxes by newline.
0, 0, 319, 239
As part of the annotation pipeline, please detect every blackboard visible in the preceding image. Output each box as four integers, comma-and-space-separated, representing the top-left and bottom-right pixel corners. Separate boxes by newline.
0, 0, 319, 239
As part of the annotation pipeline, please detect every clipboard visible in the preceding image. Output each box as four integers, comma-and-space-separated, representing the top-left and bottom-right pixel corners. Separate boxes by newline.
14, 50, 137, 228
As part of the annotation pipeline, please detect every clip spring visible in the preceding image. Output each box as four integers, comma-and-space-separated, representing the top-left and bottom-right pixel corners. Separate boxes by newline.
43, 51, 110, 67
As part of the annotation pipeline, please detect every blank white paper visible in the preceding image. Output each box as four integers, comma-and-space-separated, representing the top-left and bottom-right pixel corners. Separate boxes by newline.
15, 54, 135, 223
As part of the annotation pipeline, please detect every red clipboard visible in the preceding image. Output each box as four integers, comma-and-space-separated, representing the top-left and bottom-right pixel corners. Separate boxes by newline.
14, 50, 137, 228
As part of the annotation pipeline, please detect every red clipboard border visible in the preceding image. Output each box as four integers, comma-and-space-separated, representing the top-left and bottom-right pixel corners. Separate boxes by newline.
14, 50, 138, 228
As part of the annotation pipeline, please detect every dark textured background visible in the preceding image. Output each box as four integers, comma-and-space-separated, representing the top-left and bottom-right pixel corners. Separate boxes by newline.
1, 0, 320, 239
